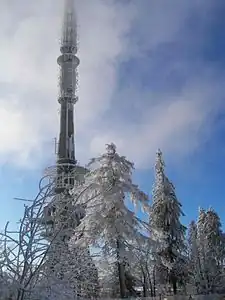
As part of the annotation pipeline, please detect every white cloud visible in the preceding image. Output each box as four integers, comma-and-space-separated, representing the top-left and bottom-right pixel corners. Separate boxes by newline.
0, 0, 224, 169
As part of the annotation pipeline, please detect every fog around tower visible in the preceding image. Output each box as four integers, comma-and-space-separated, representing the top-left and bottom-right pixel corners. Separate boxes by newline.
0, 0, 225, 169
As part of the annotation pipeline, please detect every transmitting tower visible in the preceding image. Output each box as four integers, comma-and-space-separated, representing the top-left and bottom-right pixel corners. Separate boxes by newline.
57, 0, 78, 168
33, 1, 98, 294
46, 0, 86, 194
43, 0, 87, 238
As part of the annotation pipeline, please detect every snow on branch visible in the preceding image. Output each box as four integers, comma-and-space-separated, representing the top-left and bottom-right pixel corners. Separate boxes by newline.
0, 175, 101, 300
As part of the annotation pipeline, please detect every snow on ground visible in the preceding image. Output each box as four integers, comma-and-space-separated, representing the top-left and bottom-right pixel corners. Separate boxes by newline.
152, 295, 225, 300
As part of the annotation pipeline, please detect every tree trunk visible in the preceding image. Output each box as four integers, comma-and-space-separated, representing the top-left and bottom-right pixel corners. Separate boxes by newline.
143, 271, 147, 297
172, 277, 177, 295
146, 264, 154, 297
153, 266, 156, 297
116, 238, 126, 298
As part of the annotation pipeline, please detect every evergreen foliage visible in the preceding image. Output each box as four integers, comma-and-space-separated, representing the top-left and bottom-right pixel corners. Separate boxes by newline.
1, 145, 225, 298
150, 150, 186, 294
71, 143, 149, 298
188, 208, 225, 294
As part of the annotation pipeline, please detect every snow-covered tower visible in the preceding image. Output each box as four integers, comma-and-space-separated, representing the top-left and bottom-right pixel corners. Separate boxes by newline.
52, 0, 86, 193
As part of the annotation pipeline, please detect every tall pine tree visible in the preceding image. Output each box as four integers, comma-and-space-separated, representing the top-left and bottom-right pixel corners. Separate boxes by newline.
150, 149, 186, 295
187, 220, 202, 294
196, 207, 225, 294
72, 143, 149, 298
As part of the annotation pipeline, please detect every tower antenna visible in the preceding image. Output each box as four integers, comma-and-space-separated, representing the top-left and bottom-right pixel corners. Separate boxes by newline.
45, 0, 86, 193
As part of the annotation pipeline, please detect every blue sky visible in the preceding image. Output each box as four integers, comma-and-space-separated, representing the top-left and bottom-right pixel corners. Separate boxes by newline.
1, 0, 225, 230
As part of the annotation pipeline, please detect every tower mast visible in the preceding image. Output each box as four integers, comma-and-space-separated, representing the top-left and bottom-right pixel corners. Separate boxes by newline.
44, 0, 87, 239
55, 0, 82, 193
41, 2, 99, 294
57, 0, 78, 165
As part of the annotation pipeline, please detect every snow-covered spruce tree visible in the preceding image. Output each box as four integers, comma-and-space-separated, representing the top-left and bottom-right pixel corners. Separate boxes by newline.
72, 143, 149, 298
187, 220, 202, 294
149, 149, 186, 295
196, 207, 208, 294
196, 207, 225, 294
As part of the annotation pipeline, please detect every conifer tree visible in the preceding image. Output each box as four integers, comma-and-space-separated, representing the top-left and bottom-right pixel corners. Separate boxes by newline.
150, 149, 186, 295
196, 207, 207, 293
72, 143, 149, 298
187, 220, 201, 293
196, 207, 225, 294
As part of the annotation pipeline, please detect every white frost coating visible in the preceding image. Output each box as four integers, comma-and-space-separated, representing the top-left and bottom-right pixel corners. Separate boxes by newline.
191, 208, 225, 294
0, 174, 99, 299
71, 143, 150, 264
149, 150, 186, 290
